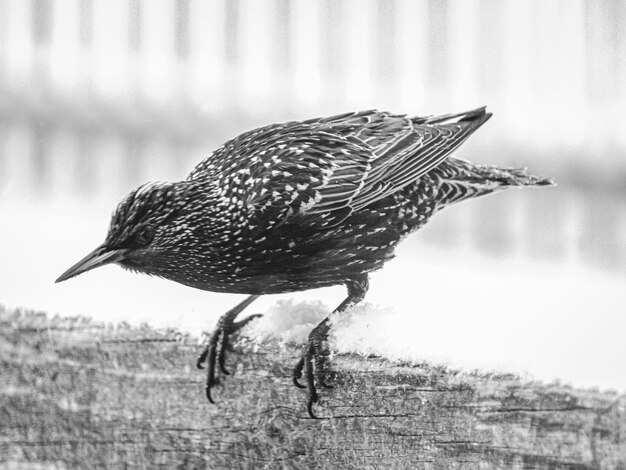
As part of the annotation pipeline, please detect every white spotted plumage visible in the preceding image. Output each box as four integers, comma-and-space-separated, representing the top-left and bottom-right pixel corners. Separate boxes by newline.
102, 107, 552, 296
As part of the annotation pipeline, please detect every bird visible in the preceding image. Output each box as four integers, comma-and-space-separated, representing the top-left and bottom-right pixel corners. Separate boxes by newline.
56, 107, 554, 418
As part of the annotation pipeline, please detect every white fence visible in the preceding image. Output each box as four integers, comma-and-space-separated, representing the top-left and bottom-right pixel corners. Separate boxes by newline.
0, 0, 625, 272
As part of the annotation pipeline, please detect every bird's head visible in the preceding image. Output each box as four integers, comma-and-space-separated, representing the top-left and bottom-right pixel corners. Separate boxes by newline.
56, 181, 195, 283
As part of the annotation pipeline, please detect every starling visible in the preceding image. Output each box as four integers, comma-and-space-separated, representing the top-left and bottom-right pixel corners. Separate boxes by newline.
56, 107, 554, 418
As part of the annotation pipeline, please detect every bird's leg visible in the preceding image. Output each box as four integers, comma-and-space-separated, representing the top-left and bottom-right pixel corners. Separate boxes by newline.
293, 275, 369, 418
197, 295, 261, 403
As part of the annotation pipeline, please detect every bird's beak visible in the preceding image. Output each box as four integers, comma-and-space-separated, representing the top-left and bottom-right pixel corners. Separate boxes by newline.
55, 244, 127, 283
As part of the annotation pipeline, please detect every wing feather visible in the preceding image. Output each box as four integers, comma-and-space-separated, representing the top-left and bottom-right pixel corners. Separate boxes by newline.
351, 108, 491, 210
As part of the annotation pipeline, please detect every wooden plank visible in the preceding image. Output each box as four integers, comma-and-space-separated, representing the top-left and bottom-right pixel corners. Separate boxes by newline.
1, 306, 624, 469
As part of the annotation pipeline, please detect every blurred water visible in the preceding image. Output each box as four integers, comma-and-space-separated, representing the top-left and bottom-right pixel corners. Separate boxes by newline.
1, 0, 625, 389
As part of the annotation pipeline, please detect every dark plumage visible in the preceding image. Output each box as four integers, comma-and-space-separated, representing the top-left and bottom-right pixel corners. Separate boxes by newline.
56, 107, 554, 417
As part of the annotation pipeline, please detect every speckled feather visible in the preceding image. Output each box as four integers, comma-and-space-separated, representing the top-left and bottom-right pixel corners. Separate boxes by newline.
105, 107, 552, 295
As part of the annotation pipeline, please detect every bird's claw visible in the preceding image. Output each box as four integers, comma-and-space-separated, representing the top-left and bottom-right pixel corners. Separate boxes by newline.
196, 313, 262, 404
196, 348, 209, 370
293, 357, 306, 388
307, 392, 318, 418
293, 331, 333, 418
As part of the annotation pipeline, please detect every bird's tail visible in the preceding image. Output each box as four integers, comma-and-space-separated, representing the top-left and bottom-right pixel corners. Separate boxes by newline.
438, 160, 555, 206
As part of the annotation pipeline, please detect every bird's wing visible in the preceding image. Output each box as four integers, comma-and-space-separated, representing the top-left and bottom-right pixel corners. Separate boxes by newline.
187, 108, 491, 226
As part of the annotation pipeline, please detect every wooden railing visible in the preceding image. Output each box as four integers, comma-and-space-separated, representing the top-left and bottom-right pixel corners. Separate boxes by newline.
2, 307, 625, 469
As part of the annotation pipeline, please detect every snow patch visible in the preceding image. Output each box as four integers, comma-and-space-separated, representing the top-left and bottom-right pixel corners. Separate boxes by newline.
247, 299, 460, 367
247, 299, 328, 345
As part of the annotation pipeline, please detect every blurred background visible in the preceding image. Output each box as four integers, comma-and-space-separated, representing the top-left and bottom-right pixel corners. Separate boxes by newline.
1, 0, 625, 390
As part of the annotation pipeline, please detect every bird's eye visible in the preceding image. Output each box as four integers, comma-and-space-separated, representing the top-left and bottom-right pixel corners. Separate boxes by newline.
134, 227, 155, 247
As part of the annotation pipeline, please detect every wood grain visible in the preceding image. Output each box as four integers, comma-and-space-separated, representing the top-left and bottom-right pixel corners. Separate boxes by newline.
1, 306, 624, 469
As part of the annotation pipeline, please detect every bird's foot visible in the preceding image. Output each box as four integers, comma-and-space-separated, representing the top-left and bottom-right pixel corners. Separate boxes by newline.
293, 323, 334, 418
196, 313, 262, 404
